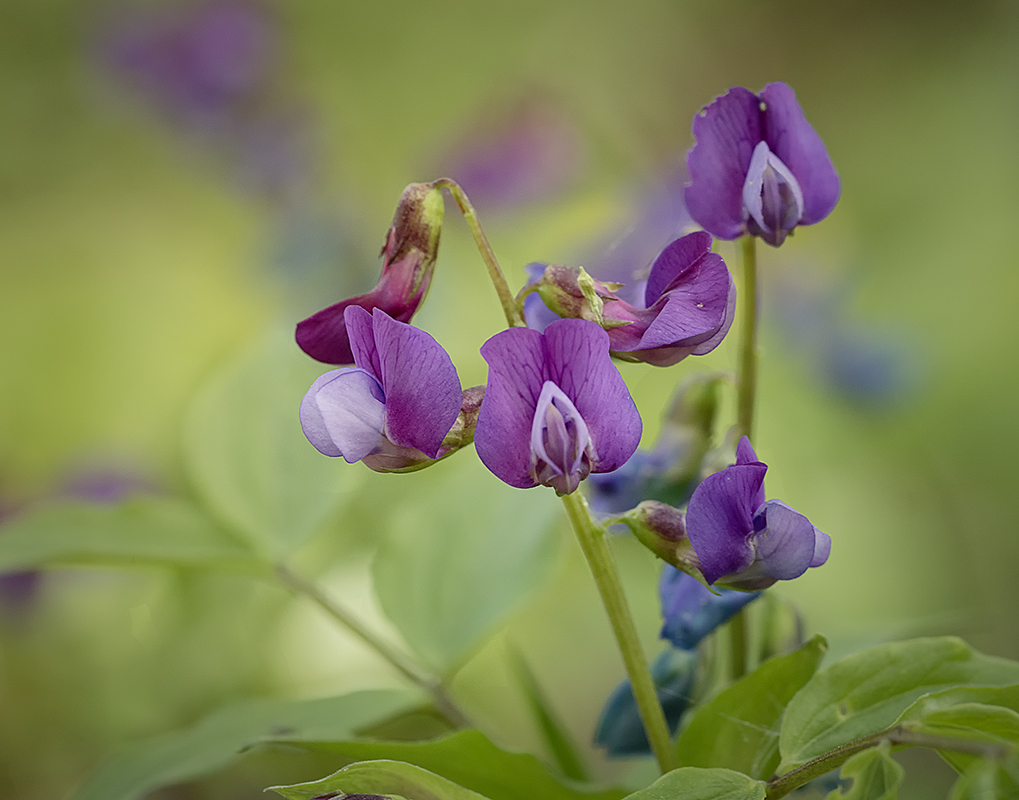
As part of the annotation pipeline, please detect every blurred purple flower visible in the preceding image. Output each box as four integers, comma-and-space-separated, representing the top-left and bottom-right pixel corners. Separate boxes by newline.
686, 437, 830, 589
300, 307, 461, 472
475, 319, 641, 495
685, 83, 840, 247
659, 567, 760, 650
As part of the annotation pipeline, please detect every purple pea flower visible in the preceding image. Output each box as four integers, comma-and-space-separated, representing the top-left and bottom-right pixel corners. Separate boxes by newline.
475, 319, 641, 495
300, 307, 461, 472
685, 83, 840, 247
686, 437, 830, 590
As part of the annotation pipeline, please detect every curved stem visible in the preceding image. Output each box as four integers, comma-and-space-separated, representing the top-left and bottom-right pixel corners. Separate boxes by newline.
432, 178, 525, 329
560, 492, 679, 774
275, 564, 470, 728
736, 235, 759, 440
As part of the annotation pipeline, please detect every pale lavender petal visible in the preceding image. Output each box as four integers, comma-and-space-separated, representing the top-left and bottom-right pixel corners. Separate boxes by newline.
753, 500, 818, 580
741, 141, 772, 234
476, 327, 548, 488
684, 87, 760, 240
370, 309, 461, 458
543, 319, 641, 473
810, 527, 832, 567
344, 304, 382, 380
300, 368, 386, 462
530, 381, 592, 484
644, 231, 713, 307
686, 463, 767, 584
759, 82, 840, 226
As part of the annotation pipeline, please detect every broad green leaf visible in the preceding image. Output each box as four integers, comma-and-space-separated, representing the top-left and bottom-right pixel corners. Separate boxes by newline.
904, 704, 1019, 773
778, 637, 1019, 772
827, 741, 903, 800
949, 755, 1019, 800
619, 767, 766, 800
287, 729, 625, 800
676, 636, 827, 779
270, 759, 493, 800
71, 689, 421, 800
373, 456, 560, 672
184, 328, 357, 559
0, 497, 258, 570
897, 684, 1019, 724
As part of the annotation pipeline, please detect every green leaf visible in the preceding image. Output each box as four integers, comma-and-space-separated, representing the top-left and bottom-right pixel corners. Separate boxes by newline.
70, 689, 421, 800
0, 497, 258, 570
904, 703, 1019, 772
373, 456, 560, 672
270, 759, 493, 800
896, 684, 1019, 724
949, 755, 1019, 800
778, 637, 1019, 772
184, 328, 357, 559
619, 767, 766, 800
286, 729, 625, 800
826, 741, 904, 800
675, 636, 827, 779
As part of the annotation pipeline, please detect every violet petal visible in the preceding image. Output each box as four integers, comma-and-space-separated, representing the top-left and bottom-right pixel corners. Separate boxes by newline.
753, 500, 819, 580
735, 436, 766, 508
644, 231, 714, 307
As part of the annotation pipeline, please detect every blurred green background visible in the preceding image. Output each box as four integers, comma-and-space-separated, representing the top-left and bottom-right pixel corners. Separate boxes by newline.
1, 0, 1018, 798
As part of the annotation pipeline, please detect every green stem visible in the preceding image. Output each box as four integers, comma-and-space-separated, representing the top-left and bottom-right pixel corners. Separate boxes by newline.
765, 724, 1012, 799
432, 178, 525, 328
560, 492, 679, 774
274, 564, 470, 728
736, 234, 758, 440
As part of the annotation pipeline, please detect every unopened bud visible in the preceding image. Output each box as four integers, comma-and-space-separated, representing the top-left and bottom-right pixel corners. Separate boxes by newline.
617, 501, 709, 587
387, 182, 445, 296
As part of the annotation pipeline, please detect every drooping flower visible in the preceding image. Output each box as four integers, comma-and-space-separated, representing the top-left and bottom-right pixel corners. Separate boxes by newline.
685, 82, 840, 247
475, 319, 641, 495
686, 437, 831, 590
522, 231, 735, 367
296, 183, 444, 364
300, 306, 461, 472
659, 566, 760, 650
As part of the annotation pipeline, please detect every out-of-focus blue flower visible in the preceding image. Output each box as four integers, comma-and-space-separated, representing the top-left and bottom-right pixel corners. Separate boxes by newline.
594, 647, 697, 757
659, 566, 760, 650
586, 449, 677, 517
686, 437, 830, 590
475, 319, 641, 495
685, 83, 840, 247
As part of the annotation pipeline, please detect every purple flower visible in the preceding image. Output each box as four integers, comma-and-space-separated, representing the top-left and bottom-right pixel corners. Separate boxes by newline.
685, 83, 840, 247
659, 567, 760, 650
686, 437, 830, 589
300, 307, 461, 472
475, 319, 641, 495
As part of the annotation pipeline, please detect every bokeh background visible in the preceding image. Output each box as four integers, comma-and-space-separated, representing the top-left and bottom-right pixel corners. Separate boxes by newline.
2, 0, 1018, 798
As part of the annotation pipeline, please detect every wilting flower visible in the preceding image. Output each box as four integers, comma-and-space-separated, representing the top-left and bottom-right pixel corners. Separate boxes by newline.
475, 319, 641, 495
523, 232, 735, 367
659, 566, 760, 649
685, 82, 840, 247
686, 437, 830, 590
300, 307, 461, 472
296, 183, 444, 364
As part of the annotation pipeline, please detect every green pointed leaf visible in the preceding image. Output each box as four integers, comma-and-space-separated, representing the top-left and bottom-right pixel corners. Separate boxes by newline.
283, 729, 624, 800
620, 767, 766, 800
949, 755, 1019, 800
270, 760, 493, 800
373, 456, 560, 672
0, 497, 258, 570
778, 637, 1019, 772
826, 741, 904, 800
897, 684, 1019, 725
904, 703, 1019, 773
184, 328, 358, 559
71, 689, 421, 800
676, 636, 827, 779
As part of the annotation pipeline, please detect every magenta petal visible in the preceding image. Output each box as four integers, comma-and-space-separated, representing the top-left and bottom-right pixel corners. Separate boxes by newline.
753, 500, 818, 580
644, 231, 713, 306
544, 320, 642, 473
476, 327, 548, 488
370, 310, 461, 458
684, 86, 761, 240
300, 368, 387, 462
759, 82, 840, 227
296, 298, 360, 365
686, 463, 767, 584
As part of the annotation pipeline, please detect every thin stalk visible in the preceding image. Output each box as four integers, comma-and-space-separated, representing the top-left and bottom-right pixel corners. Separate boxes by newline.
432, 178, 525, 328
275, 564, 470, 728
736, 234, 759, 440
560, 492, 679, 774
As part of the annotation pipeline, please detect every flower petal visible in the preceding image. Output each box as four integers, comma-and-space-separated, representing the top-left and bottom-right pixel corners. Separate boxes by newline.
753, 499, 819, 580
295, 297, 360, 365
476, 327, 549, 488
735, 436, 766, 508
370, 309, 461, 459
638, 252, 733, 350
543, 319, 642, 473
759, 82, 840, 226
299, 368, 387, 462
810, 527, 832, 568
659, 566, 761, 650
684, 86, 761, 240
344, 304, 382, 380
644, 231, 713, 307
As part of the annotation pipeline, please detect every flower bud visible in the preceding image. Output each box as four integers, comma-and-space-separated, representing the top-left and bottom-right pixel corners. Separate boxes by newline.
617, 501, 708, 586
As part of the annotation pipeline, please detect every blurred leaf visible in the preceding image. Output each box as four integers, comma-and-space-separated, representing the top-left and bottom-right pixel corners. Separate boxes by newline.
270, 759, 493, 800
287, 729, 623, 800
949, 754, 1019, 800
184, 328, 358, 559
619, 767, 766, 800
71, 689, 421, 800
897, 685, 1019, 724
902, 703, 1019, 773
826, 740, 903, 800
0, 497, 258, 570
778, 637, 1019, 772
676, 636, 827, 779
373, 457, 560, 673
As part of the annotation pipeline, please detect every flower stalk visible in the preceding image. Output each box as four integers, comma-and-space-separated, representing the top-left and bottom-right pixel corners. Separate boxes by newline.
736, 234, 758, 440
560, 492, 679, 774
